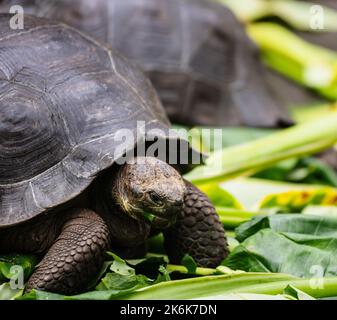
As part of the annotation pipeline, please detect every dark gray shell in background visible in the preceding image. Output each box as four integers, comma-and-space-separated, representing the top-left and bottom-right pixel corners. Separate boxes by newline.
0, 14, 173, 227
0, 0, 292, 127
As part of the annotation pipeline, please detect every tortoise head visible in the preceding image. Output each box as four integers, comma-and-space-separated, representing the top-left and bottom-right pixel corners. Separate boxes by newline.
115, 157, 186, 229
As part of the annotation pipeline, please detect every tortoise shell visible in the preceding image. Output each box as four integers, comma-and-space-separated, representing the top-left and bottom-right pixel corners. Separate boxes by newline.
0, 14, 180, 227
0, 0, 292, 127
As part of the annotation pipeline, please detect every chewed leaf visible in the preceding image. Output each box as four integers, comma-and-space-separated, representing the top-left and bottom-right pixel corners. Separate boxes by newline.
106, 252, 135, 276
258, 188, 337, 212
96, 252, 152, 292
198, 184, 244, 209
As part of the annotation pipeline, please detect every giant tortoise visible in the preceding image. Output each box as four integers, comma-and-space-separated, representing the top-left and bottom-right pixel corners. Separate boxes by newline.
0, 14, 227, 295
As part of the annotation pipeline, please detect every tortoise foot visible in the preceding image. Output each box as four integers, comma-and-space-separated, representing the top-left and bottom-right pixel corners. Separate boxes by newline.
164, 181, 228, 268
26, 209, 110, 295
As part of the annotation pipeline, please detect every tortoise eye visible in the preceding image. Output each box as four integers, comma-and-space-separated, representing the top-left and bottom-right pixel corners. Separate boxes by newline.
148, 191, 163, 206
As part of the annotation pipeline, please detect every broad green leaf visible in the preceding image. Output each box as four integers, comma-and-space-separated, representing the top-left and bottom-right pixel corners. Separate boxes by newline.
224, 214, 337, 278
235, 214, 337, 242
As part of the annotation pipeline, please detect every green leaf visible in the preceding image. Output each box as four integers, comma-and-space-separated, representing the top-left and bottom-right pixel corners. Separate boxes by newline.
122, 272, 337, 300
216, 207, 259, 229
258, 188, 337, 212
96, 272, 150, 292
291, 103, 337, 124
20, 288, 139, 301
96, 253, 152, 291
185, 112, 337, 185
220, 0, 337, 32
218, 0, 271, 22
283, 285, 315, 300
21, 273, 337, 300
198, 184, 243, 209
197, 292, 295, 300
0, 283, 23, 300
270, 0, 337, 31
0, 254, 37, 283
173, 126, 275, 155
107, 252, 135, 276
255, 157, 337, 188
221, 178, 328, 210
154, 265, 171, 284
303, 205, 337, 217
19, 289, 64, 301
181, 255, 197, 274
248, 23, 337, 99
236, 214, 337, 242
224, 214, 337, 278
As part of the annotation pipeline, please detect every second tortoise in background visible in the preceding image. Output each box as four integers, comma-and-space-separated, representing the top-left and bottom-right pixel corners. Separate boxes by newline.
0, 0, 292, 127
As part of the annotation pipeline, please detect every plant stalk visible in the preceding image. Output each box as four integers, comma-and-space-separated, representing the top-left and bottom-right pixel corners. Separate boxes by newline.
185, 112, 337, 185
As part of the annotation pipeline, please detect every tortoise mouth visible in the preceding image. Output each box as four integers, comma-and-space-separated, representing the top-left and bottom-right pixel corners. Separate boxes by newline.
143, 212, 175, 229
151, 216, 175, 229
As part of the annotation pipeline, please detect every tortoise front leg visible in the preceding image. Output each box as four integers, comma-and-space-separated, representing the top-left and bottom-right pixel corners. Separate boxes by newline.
26, 209, 110, 295
164, 181, 228, 268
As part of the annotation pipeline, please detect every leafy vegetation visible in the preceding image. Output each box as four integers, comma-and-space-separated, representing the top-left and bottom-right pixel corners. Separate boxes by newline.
3, 0, 337, 300
225, 214, 337, 277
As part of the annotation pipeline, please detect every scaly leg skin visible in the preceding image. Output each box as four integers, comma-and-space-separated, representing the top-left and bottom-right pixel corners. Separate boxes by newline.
26, 209, 110, 295
164, 181, 228, 268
